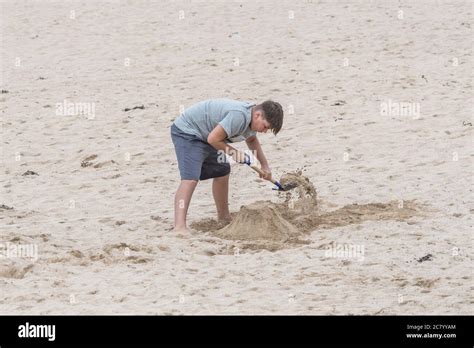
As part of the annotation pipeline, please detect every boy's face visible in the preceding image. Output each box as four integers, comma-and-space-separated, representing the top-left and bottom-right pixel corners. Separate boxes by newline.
251, 110, 271, 133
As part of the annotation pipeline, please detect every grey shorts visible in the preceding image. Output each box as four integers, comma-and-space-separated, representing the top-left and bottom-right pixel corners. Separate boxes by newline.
170, 123, 230, 181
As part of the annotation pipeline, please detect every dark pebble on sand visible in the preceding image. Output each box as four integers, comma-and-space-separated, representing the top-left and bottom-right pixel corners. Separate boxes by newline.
22, 170, 39, 176
123, 105, 145, 112
417, 254, 433, 263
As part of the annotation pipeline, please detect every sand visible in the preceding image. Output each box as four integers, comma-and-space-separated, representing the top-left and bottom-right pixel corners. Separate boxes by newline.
1, 0, 472, 315
192, 172, 424, 252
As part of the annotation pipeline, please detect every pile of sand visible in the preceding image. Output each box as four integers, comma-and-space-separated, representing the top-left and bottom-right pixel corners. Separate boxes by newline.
191, 171, 318, 251
215, 201, 300, 242
192, 171, 422, 252
278, 170, 318, 215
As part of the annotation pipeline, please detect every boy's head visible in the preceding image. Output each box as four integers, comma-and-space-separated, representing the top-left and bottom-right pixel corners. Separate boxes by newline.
251, 100, 283, 135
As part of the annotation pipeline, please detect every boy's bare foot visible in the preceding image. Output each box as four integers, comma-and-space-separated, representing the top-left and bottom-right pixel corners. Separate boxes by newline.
217, 215, 233, 224
173, 225, 190, 233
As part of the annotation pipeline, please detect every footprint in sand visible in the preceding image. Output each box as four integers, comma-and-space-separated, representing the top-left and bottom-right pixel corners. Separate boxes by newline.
81, 154, 117, 169
0, 260, 34, 279
93, 160, 117, 168
414, 277, 440, 288
81, 154, 98, 167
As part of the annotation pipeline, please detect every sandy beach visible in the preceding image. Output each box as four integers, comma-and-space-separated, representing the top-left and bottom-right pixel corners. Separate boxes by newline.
0, 0, 472, 314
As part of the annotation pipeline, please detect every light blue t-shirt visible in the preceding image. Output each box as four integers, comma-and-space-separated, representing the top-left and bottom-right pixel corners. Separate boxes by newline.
173, 98, 257, 143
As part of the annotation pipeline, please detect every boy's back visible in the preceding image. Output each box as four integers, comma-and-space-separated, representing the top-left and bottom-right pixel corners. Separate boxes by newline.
173, 98, 256, 143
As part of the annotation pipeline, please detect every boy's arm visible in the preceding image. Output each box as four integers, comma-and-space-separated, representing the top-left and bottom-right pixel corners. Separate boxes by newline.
245, 135, 272, 179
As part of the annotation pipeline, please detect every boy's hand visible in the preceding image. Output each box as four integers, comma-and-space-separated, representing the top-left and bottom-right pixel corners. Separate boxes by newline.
260, 165, 272, 181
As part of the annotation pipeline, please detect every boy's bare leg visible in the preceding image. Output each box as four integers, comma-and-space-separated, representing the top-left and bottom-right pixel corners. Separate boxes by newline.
174, 179, 198, 231
212, 174, 232, 222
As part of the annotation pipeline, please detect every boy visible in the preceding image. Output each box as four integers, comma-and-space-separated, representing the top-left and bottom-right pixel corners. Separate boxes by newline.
170, 98, 284, 232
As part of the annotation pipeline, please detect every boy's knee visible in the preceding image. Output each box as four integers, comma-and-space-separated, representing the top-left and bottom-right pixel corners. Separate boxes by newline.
180, 179, 198, 186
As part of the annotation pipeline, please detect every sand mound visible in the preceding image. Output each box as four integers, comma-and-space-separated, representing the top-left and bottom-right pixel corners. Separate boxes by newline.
193, 172, 318, 251
191, 171, 423, 252
278, 171, 318, 215
280, 171, 317, 201
215, 201, 301, 242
